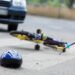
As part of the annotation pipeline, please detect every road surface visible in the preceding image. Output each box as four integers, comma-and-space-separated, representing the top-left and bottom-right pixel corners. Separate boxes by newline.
0, 15, 75, 75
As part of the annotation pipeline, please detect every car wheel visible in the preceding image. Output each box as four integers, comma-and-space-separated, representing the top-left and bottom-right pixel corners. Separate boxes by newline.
8, 24, 18, 32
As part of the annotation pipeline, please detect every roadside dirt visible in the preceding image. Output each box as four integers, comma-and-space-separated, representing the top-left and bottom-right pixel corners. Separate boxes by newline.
27, 5, 75, 19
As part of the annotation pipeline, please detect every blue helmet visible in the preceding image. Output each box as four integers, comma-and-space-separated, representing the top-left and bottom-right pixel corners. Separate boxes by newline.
1, 50, 22, 60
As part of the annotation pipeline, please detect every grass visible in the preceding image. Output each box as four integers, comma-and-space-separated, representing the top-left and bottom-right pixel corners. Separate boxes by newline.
27, 0, 61, 7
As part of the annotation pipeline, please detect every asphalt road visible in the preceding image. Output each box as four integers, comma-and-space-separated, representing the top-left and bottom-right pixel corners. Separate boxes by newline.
0, 15, 75, 75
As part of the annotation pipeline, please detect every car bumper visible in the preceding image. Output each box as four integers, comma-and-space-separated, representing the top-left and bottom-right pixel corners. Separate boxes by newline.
0, 7, 27, 24
0, 18, 24, 24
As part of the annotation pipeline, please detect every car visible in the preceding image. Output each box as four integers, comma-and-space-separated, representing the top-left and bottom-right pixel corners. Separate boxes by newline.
0, 0, 27, 31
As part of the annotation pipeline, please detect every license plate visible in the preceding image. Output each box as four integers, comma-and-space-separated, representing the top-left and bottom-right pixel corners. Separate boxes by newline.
0, 7, 8, 15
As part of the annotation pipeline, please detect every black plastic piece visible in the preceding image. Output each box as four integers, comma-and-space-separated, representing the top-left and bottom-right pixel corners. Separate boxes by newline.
35, 44, 40, 50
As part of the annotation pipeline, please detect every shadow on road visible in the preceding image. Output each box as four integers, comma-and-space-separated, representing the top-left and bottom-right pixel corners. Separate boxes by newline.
2, 46, 37, 52
0, 28, 8, 32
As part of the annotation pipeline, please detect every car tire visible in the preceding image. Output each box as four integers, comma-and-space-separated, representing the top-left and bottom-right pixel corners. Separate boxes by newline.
8, 24, 18, 32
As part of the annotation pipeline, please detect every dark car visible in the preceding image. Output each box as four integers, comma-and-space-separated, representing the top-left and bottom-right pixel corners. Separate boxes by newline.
0, 0, 27, 31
